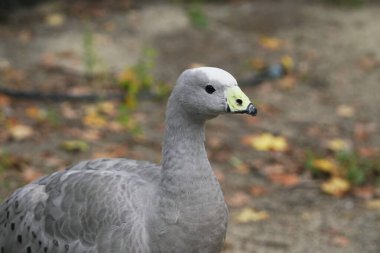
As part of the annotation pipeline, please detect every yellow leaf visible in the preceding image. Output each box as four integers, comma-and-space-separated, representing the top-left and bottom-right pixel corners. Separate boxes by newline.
327, 138, 350, 152
312, 158, 340, 175
336, 105, 355, 118
83, 112, 107, 128
250, 58, 266, 70
259, 36, 283, 51
235, 207, 269, 223
118, 69, 138, 85
249, 133, 288, 152
45, 13, 65, 27
365, 199, 380, 209
25, 107, 47, 121
281, 55, 294, 72
98, 101, 116, 116
321, 177, 350, 197
9, 124, 34, 141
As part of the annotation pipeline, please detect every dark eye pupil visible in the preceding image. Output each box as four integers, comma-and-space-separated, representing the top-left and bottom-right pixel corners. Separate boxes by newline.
205, 85, 216, 94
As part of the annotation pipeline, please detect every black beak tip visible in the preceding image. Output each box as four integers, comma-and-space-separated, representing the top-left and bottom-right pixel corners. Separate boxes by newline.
248, 104, 258, 116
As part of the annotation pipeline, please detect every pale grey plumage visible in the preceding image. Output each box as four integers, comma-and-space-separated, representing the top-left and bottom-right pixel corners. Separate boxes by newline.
0, 67, 256, 253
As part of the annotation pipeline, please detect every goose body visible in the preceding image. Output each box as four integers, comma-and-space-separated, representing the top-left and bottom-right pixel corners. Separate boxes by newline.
0, 67, 257, 253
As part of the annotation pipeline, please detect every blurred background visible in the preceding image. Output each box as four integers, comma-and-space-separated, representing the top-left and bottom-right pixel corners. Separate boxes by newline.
0, 0, 379, 252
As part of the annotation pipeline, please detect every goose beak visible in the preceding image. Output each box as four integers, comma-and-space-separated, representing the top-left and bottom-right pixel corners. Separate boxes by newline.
226, 86, 257, 116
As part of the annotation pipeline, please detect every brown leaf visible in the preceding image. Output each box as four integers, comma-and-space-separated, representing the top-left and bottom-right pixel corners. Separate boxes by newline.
332, 235, 350, 247
226, 192, 251, 208
0, 95, 11, 106
61, 103, 79, 119
214, 169, 225, 182
268, 173, 301, 187
22, 167, 44, 183
353, 186, 374, 200
250, 185, 267, 197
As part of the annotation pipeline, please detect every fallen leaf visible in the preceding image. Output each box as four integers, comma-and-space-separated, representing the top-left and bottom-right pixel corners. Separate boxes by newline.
214, 169, 225, 182
281, 55, 294, 72
235, 207, 269, 223
358, 146, 379, 158
246, 133, 288, 152
332, 235, 350, 247
353, 186, 374, 200
365, 199, 380, 209
268, 173, 301, 187
229, 156, 250, 174
327, 138, 350, 152
321, 177, 350, 197
83, 112, 107, 128
259, 36, 283, 51
98, 101, 116, 116
9, 124, 34, 141
0, 95, 11, 106
45, 13, 66, 27
61, 103, 79, 119
226, 192, 251, 208
250, 185, 267, 197
61, 140, 89, 152
25, 107, 47, 121
279, 75, 296, 89
22, 167, 44, 183
312, 158, 340, 175
250, 58, 266, 70
336, 105, 355, 118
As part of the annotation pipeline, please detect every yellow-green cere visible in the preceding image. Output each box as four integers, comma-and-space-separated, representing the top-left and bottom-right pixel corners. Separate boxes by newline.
226, 86, 252, 112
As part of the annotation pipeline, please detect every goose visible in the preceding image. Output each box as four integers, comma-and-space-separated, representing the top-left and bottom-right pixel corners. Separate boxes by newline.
0, 67, 257, 253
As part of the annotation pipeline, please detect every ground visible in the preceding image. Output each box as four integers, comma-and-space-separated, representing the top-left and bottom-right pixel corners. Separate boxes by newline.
0, 1, 379, 252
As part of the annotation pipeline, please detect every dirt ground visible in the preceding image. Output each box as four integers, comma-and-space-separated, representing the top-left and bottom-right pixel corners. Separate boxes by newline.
0, 1, 380, 252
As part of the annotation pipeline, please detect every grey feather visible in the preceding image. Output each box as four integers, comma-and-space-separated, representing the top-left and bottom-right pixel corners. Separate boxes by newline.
0, 67, 256, 253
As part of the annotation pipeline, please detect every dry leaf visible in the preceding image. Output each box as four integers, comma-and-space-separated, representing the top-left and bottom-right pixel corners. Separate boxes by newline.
250, 185, 267, 197
25, 107, 47, 121
0, 95, 11, 106
9, 124, 34, 141
365, 199, 380, 209
312, 158, 340, 175
336, 105, 355, 118
235, 207, 269, 223
244, 133, 288, 152
353, 186, 374, 200
229, 156, 250, 174
321, 177, 350, 197
61, 140, 89, 152
332, 235, 350, 247
22, 167, 44, 183
83, 112, 107, 128
268, 173, 301, 187
281, 55, 294, 72
45, 13, 66, 27
259, 36, 283, 51
279, 75, 296, 89
226, 192, 251, 208
214, 169, 225, 182
61, 103, 79, 119
98, 101, 116, 116
327, 138, 350, 152
250, 58, 266, 70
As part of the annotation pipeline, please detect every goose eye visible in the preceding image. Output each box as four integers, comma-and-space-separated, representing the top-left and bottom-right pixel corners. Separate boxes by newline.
205, 85, 216, 94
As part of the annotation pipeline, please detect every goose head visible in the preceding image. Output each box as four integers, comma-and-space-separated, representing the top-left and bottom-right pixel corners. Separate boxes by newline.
170, 67, 257, 120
